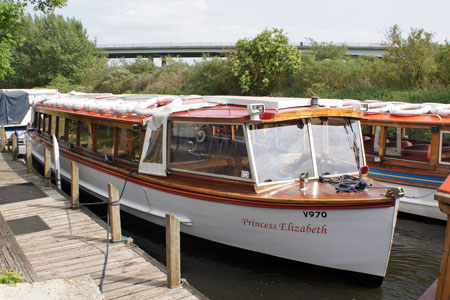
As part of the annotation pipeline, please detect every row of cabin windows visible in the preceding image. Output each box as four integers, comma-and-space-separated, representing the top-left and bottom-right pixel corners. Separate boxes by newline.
361, 125, 450, 164
34, 112, 142, 162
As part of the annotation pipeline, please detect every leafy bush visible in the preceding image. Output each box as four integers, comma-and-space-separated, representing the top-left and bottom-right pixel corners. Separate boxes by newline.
184, 57, 240, 95
0, 269, 25, 286
93, 67, 135, 94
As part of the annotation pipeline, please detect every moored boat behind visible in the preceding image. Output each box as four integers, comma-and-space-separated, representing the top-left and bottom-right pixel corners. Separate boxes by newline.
361, 101, 450, 221
27, 93, 402, 285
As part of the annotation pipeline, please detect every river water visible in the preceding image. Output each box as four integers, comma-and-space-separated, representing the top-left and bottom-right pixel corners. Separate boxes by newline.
118, 212, 445, 300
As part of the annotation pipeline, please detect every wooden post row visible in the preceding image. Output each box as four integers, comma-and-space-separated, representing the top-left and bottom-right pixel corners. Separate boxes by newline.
44, 147, 51, 187
71, 162, 79, 208
1, 125, 5, 152
108, 183, 122, 243
26, 140, 32, 173
166, 214, 181, 288
11, 133, 17, 160
0, 125, 9, 152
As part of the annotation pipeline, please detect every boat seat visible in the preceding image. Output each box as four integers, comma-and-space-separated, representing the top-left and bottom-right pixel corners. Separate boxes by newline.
402, 144, 430, 161
386, 140, 413, 150
364, 138, 391, 153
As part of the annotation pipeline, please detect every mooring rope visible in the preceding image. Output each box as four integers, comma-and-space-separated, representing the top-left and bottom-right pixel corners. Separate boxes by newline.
70, 168, 137, 293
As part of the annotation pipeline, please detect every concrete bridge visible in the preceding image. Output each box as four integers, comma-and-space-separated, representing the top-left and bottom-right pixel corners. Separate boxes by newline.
98, 42, 388, 60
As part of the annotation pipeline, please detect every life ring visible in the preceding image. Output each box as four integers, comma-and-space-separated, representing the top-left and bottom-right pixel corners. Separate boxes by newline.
113, 101, 139, 114
365, 102, 393, 114
432, 104, 450, 117
135, 96, 182, 116
96, 100, 120, 112
389, 104, 431, 116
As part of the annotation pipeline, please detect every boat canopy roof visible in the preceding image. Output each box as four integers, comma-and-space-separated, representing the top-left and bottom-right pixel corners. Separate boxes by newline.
0, 90, 30, 125
35, 93, 364, 124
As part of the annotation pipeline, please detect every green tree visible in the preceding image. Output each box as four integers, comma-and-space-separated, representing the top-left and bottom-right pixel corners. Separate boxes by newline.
383, 25, 438, 89
307, 39, 347, 61
436, 41, 450, 86
4, 14, 103, 88
184, 57, 240, 95
0, 0, 67, 79
232, 28, 301, 95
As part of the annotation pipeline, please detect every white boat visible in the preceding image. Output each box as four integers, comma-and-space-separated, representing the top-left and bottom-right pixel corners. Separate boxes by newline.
27, 94, 402, 285
361, 101, 450, 221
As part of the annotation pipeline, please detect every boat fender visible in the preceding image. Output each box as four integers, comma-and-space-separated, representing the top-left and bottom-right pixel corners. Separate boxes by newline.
135, 96, 183, 116
366, 102, 393, 114
389, 103, 431, 116
433, 104, 450, 117
196, 130, 206, 143
113, 101, 138, 114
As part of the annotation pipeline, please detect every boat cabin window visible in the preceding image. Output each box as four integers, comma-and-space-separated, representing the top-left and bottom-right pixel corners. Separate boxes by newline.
79, 121, 94, 150
42, 114, 51, 133
58, 117, 65, 139
249, 120, 313, 183
96, 124, 114, 155
67, 119, 77, 145
117, 128, 141, 162
385, 127, 431, 162
439, 131, 450, 165
311, 118, 362, 176
47, 115, 53, 135
168, 122, 251, 180
143, 126, 163, 164
362, 125, 382, 155
33, 112, 39, 130
248, 118, 363, 184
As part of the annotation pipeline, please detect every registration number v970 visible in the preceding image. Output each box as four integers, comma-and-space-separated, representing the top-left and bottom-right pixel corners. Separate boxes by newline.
303, 211, 327, 218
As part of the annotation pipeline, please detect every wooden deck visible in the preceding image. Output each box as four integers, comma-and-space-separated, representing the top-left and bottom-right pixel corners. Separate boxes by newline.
0, 152, 205, 300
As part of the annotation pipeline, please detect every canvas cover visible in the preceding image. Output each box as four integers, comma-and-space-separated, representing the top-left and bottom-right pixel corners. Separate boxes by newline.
0, 90, 30, 125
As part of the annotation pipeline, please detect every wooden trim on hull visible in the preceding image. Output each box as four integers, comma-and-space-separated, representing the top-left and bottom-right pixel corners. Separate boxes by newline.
30, 133, 395, 209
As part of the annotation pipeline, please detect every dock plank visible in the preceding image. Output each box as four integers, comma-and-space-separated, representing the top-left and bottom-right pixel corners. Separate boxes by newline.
0, 152, 205, 300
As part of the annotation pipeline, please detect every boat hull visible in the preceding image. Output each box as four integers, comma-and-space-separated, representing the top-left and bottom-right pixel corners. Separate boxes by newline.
370, 179, 445, 221
30, 137, 398, 282
368, 168, 446, 221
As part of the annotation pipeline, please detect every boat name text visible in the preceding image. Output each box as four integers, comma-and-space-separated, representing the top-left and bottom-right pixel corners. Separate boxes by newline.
303, 211, 327, 218
241, 218, 327, 234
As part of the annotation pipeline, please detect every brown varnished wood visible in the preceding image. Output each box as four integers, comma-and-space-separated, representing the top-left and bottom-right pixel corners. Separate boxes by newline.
367, 155, 437, 172
35, 107, 140, 129
378, 126, 386, 158
430, 130, 440, 166
30, 131, 394, 207
170, 107, 363, 124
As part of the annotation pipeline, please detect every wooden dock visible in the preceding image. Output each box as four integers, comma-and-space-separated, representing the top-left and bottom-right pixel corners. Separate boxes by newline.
0, 152, 206, 300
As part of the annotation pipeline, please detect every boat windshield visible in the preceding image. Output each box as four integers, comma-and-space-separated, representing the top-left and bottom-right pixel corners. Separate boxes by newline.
248, 118, 362, 184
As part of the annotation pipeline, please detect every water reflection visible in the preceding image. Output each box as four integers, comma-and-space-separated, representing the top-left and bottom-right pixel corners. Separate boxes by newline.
119, 212, 445, 300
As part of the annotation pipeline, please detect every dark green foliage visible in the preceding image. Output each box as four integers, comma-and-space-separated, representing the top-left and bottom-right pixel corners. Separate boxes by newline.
329, 86, 450, 103
0, 1, 24, 79
93, 67, 135, 94
184, 57, 240, 95
0, 0, 67, 79
231, 28, 301, 95
2, 14, 103, 89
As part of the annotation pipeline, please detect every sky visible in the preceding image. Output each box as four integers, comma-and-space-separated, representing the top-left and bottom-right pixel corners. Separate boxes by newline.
48, 0, 450, 46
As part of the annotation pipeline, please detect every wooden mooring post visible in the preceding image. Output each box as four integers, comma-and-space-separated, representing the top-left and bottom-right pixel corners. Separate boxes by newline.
108, 183, 122, 242
166, 213, 181, 288
71, 162, 79, 208
11, 132, 18, 160
26, 140, 32, 173
1, 125, 6, 152
433, 177, 450, 300
44, 147, 51, 187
